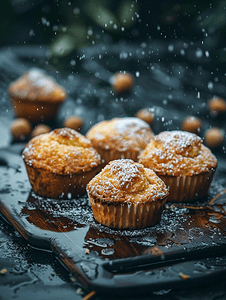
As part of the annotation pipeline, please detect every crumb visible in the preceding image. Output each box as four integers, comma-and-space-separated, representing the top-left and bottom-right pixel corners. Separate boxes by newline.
150, 246, 163, 256
135, 108, 154, 125
179, 272, 190, 280
64, 116, 83, 131
0, 268, 7, 275
10, 118, 32, 140
181, 116, 202, 134
208, 96, 226, 116
111, 72, 133, 94
49, 277, 53, 280
32, 124, 51, 138
204, 127, 224, 148
85, 248, 90, 254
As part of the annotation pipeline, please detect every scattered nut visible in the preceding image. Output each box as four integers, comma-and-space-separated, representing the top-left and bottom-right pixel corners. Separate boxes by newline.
32, 124, 51, 138
181, 116, 202, 134
204, 127, 224, 148
10, 118, 32, 140
111, 72, 133, 94
64, 116, 83, 131
135, 108, 154, 125
208, 96, 226, 116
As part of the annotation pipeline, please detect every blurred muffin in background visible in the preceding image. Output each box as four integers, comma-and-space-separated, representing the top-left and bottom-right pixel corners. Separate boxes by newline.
8, 68, 67, 123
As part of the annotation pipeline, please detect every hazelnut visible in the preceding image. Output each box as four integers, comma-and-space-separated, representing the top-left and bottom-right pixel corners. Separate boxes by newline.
208, 96, 226, 116
63, 116, 83, 131
204, 127, 224, 149
135, 108, 154, 125
111, 72, 133, 94
181, 116, 202, 134
32, 124, 51, 138
10, 118, 32, 141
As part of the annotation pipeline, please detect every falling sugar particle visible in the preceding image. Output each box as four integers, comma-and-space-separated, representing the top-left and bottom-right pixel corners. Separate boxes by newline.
163, 99, 168, 105
208, 82, 213, 89
135, 71, 140, 77
195, 49, 203, 58
101, 248, 115, 255
168, 45, 174, 52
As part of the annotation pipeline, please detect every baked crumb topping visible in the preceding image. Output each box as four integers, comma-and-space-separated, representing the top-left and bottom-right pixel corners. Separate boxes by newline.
139, 130, 217, 176
87, 159, 169, 203
22, 128, 101, 174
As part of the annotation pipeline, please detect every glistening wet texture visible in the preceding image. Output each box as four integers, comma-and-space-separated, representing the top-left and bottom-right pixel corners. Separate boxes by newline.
1, 151, 226, 263
1, 42, 226, 299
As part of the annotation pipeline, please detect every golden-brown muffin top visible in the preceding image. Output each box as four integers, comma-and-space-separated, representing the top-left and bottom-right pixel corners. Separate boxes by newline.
86, 117, 154, 152
139, 130, 217, 176
23, 128, 101, 174
87, 159, 169, 203
8, 68, 66, 102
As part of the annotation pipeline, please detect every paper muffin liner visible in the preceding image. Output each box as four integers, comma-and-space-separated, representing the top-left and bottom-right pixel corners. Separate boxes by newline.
11, 97, 62, 122
88, 195, 168, 229
97, 148, 139, 167
159, 168, 216, 203
25, 163, 99, 199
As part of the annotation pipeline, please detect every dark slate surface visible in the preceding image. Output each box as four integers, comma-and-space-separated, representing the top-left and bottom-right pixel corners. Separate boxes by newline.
0, 43, 226, 300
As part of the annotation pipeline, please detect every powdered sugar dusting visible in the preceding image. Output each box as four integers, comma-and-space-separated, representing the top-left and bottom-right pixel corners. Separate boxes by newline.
27, 67, 56, 93
109, 159, 142, 190
139, 130, 217, 176
160, 130, 201, 149
87, 159, 169, 203
113, 117, 150, 134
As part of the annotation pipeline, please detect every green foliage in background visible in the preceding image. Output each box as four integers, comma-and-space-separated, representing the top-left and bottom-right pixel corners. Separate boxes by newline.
48, 0, 139, 57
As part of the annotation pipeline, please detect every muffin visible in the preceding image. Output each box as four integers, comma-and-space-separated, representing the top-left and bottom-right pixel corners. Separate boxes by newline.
8, 67, 66, 122
87, 159, 169, 229
22, 128, 101, 199
86, 117, 154, 166
139, 130, 217, 202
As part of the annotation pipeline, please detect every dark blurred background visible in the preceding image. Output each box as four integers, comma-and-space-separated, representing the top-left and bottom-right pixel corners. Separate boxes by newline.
1, 0, 226, 62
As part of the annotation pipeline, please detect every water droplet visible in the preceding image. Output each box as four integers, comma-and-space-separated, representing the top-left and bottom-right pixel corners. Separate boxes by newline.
101, 248, 115, 255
